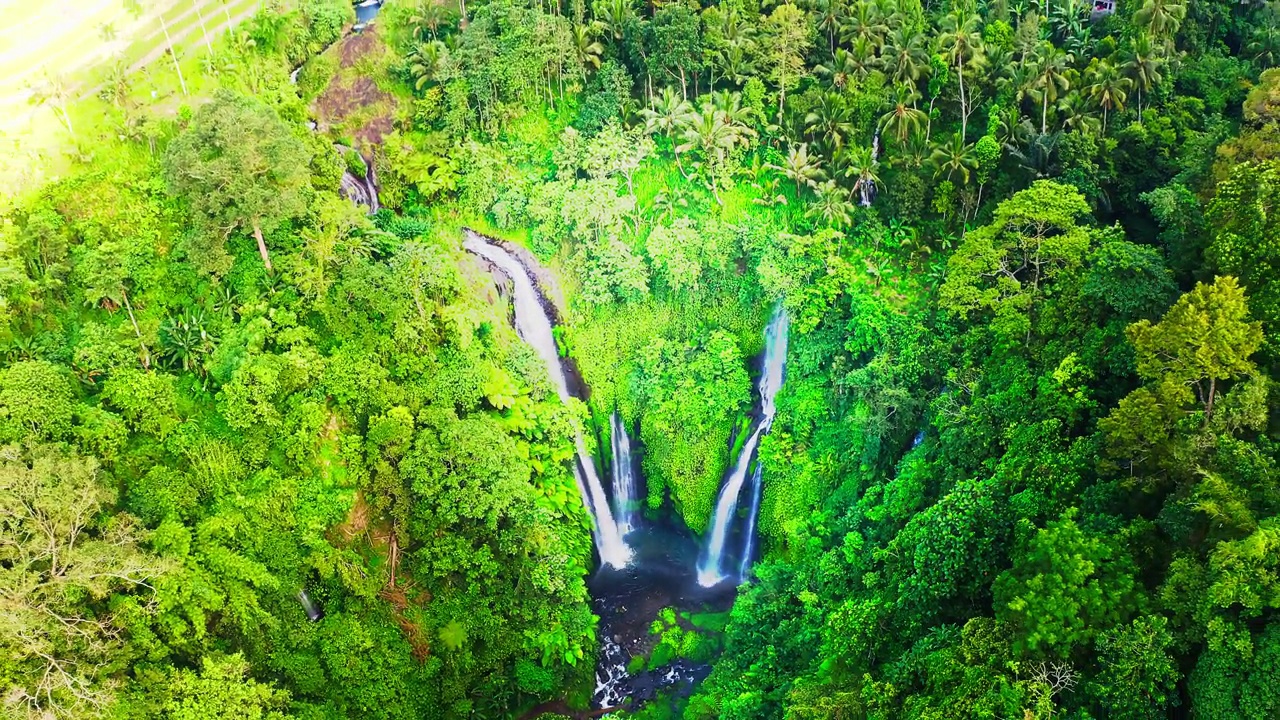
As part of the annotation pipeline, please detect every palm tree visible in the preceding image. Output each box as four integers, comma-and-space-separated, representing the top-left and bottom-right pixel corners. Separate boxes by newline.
408, 41, 448, 91
28, 73, 75, 137
879, 85, 928, 143
157, 9, 188, 96
998, 59, 1038, 111
807, 179, 855, 229
1058, 91, 1101, 135
811, 0, 847, 53
1085, 59, 1130, 133
715, 44, 757, 86
711, 90, 757, 133
938, 12, 984, 138
1122, 33, 1163, 123
642, 87, 696, 174
1134, 0, 1186, 39
98, 21, 118, 43
410, 1, 451, 40
769, 143, 827, 195
571, 24, 604, 75
930, 133, 978, 184
99, 59, 132, 108
883, 28, 928, 87
805, 92, 854, 153
843, 145, 881, 206
1249, 23, 1280, 69
1031, 42, 1071, 133
841, 1, 889, 49
593, 0, 633, 41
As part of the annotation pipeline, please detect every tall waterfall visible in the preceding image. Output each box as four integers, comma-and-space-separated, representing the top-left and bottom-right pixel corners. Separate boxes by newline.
464, 232, 633, 569
696, 306, 790, 587
610, 413, 641, 537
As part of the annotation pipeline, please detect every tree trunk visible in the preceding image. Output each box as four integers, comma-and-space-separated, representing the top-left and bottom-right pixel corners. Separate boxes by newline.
254, 223, 273, 272
958, 61, 967, 138
1042, 87, 1049, 134
195, 3, 212, 51
160, 14, 188, 96
121, 287, 151, 369
459, 0, 468, 27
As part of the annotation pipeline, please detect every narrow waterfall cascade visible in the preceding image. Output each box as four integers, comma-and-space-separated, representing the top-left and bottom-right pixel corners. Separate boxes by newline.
696, 306, 790, 587
463, 232, 633, 569
738, 461, 764, 579
610, 412, 641, 537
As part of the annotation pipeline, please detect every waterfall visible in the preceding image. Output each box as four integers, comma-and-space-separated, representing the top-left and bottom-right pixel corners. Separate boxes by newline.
696, 306, 789, 587
610, 412, 640, 537
463, 232, 633, 569
737, 461, 764, 580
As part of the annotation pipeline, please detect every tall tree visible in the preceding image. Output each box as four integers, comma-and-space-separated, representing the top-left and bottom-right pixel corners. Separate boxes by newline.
761, 3, 813, 121
163, 91, 312, 274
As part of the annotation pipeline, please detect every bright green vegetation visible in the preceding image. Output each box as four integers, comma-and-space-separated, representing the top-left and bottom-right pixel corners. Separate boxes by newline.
4, 0, 1280, 716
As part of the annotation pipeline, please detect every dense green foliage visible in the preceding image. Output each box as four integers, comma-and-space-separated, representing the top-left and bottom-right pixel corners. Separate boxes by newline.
4, 0, 1280, 715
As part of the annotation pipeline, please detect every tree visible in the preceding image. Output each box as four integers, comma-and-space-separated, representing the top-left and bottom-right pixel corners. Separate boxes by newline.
1134, 0, 1186, 39
1032, 42, 1072, 133
883, 27, 928, 86
28, 73, 75, 138
126, 654, 292, 719
646, 216, 704, 291
0, 444, 166, 720
1086, 59, 1130, 133
929, 132, 978, 184
648, 3, 702, 98
993, 515, 1141, 656
641, 87, 695, 175
760, 3, 813, 121
938, 12, 984, 138
769, 142, 827, 195
879, 85, 928, 143
1122, 33, 1163, 123
163, 92, 312, 274
806, 179, 855, 230
1126, 276, 1262, 421
940, 180, 1091, 337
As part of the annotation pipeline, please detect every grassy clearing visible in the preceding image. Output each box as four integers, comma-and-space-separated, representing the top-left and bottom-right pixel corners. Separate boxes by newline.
0, 0, 270, 192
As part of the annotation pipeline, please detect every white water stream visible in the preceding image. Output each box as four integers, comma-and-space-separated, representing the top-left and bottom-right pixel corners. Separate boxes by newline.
463, 232, 633, 569
696, 306, 789, 587
610, 412, 641, 537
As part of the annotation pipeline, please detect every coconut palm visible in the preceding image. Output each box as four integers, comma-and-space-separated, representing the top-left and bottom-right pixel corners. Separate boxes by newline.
1031, 42, 1072, 133
998, 59, 1038, 111
408, 41, 448, 91
1085, 59, 1130, 132
879, 85, 928, 144
937, 12, 984, 138
571, 24, 604, 74
592, 0, 633, 42
883, 28, 928, 86
1058, 91, 1101, 135
841, 1, 889, 49
642, 87, 696, 173
807, 179, 855, 229
715, 44, 757, 86
99, 59, 132, 108
1122, 33, 1163, 123
410, 1, 451, 40
843, 145, 881, 206
28, 73, 75, 137
811, 0, 847, 53
929, 133, 978, 184
805, 92, 854, 153
769, 143, 827, 195
1134, 0, 1186, 38
1249, 22, 1280, 69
